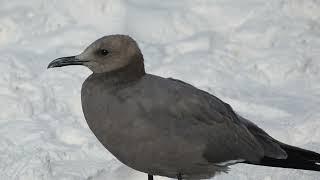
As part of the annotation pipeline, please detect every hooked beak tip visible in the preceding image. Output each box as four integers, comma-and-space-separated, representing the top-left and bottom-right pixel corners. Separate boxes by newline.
47, 62, 56, 69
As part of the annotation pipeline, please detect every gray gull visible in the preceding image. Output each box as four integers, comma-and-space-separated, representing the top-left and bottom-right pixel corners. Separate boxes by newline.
48, 34, 320, 180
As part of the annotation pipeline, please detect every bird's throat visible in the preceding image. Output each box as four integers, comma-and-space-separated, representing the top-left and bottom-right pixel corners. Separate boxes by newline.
93, 57, 146, 84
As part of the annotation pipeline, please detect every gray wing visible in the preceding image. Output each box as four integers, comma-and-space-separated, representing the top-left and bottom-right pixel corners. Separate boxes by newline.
166, 78, 265, 163
237, 115, 287, 159
134, 75, 266, 164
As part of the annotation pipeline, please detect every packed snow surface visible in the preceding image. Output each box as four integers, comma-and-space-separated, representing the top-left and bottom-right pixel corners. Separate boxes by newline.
1, 0, 320, 179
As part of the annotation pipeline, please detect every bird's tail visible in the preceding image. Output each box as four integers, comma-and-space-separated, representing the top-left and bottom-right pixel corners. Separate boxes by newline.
245, 143, 320, 171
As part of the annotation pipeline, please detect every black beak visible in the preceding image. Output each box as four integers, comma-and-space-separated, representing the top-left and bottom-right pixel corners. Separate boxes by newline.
47, 56, 88, 69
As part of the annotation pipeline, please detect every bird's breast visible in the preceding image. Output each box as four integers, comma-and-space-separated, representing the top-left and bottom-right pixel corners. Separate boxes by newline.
80, 79, 213, 177
81, 84, 163, 166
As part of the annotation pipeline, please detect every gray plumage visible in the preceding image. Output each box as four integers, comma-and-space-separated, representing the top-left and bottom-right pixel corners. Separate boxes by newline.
48, 35, 320, 180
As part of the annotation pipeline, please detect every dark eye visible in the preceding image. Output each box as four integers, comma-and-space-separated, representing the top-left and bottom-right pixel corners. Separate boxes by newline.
100, 49, 109, 56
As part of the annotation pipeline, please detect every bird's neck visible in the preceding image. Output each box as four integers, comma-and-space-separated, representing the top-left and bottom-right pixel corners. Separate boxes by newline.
93, 58, 146, 84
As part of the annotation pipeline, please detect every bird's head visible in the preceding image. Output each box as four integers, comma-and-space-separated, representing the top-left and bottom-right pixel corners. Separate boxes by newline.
48, 35, 144, 74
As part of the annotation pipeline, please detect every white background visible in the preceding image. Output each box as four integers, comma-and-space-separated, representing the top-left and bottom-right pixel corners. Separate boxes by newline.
0, 0, 320, 179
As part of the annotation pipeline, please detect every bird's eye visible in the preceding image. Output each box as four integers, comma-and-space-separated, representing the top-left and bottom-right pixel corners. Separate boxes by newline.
100, 49, 109, 56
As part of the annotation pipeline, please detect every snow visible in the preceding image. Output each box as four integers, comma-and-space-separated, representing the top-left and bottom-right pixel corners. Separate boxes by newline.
0, 0, 320, 179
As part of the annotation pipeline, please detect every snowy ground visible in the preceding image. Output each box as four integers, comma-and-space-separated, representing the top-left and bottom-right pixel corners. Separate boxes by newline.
1, 0, 320, 179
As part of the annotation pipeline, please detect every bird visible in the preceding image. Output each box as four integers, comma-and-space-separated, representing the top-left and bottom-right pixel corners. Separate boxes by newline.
48, 34, 320, 180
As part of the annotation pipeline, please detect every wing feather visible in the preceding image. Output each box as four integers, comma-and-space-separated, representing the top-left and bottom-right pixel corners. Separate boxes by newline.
166, 78, 265, 163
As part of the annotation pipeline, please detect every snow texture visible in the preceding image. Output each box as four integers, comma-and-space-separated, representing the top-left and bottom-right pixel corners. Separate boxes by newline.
0, 0, 320, 179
